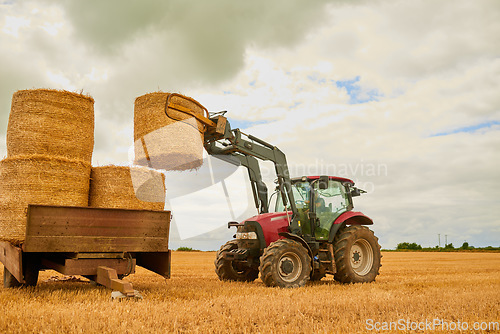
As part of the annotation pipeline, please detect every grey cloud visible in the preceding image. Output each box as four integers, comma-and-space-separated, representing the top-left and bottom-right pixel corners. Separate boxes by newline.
0, 56, 48, 137
47, 0, 336, 81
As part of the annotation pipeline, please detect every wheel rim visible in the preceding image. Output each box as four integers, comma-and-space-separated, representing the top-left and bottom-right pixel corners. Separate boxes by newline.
278, 252, 302, 283
350, 238, 374, 276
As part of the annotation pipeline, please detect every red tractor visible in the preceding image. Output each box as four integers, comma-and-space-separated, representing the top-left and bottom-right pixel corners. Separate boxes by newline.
201, 114, 381, 288
215, 175, 381, 288
162, 100, 381, 288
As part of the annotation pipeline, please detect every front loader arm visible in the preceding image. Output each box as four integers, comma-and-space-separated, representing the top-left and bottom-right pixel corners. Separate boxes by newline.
204, 118, 299, 233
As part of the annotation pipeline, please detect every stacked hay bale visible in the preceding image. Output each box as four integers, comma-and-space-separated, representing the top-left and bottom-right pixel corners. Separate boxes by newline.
7, 89, 94, 161
134, 92, 206, 171
89, 166, 165, 211
0, 156, 91, 244
0, 89, 94, 245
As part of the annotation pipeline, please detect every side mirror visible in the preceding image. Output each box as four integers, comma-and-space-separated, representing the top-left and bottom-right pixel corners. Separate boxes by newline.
351, 187, 366, 197
318, 175, 329, 190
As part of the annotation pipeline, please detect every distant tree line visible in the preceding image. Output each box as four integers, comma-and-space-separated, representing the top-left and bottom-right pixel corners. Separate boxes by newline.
394, 242, 500, 251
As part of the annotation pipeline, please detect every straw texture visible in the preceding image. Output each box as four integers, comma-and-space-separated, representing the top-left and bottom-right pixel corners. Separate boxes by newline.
89, 166, 165, 211
0, 155, 91, 245
7, 89, 94, 163
134, 92, 205, 171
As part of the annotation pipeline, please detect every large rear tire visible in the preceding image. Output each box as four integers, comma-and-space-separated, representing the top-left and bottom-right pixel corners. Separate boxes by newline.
333, 225, 381, 283
215, 240, 259, 282
259, 239, 311, 288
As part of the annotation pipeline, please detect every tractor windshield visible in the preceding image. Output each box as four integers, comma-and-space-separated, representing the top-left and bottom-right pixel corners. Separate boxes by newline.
274, 179, 350, 240
274, 181, 310, 213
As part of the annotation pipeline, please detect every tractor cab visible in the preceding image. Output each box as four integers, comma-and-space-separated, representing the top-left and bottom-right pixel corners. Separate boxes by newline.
274, 176, 360, 240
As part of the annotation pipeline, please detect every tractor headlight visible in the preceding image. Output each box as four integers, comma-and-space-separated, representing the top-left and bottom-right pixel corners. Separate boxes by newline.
236, 232, 258, 240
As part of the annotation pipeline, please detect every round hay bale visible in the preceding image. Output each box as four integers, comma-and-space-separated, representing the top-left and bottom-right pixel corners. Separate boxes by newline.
7, 89, 94, 163
89, 166, 165, 211
134, 92, 205, 171
0, 155, 91, 245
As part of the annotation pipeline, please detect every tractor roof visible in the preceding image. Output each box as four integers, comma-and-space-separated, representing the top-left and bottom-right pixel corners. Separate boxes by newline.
291, 176, 355, 185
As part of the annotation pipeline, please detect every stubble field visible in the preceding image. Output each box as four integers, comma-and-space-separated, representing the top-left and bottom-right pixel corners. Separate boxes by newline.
0, 251, 499, 333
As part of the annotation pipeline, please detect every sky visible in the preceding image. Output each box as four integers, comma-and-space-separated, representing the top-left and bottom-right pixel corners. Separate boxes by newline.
0, 0, 499, 249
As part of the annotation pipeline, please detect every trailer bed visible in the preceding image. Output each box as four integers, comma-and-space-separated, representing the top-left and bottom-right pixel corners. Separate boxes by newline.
1, 204, 171, 296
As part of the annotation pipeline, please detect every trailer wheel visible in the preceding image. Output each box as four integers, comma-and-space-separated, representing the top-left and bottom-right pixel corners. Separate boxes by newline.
333, 225, 381, 283
259, 239, 311, 288
3, 268, 22, 288
215, 240, 259, 282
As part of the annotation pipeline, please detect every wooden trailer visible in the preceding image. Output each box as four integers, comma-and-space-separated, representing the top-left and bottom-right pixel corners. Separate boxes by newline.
0, 204, 171, 298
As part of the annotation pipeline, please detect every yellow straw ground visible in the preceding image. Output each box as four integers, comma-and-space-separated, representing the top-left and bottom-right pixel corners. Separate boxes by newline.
1, 251, 499, 333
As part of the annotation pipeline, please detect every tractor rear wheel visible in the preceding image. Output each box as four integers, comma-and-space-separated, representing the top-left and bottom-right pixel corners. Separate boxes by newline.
215, 240, 259, 282
259, 239, 311, 288
333, 225, 381, 283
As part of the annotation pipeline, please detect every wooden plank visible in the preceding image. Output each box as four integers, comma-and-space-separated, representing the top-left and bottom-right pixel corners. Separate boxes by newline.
0, 241, 24, 283
26, 205, 170, 238
24, 236, 169, 253
73, 253, 124, 259
136, 251, 171, 278
42, 257, 136, 276
96, 266, 134, 296
24, 205, 170, 253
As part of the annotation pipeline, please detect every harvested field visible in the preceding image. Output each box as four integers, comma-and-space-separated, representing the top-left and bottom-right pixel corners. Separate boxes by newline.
6, 89, 94, 163
1, 252, 499, 333
0, 155, 91, 245
134, 92, 205, 171
89, 165, 165, 211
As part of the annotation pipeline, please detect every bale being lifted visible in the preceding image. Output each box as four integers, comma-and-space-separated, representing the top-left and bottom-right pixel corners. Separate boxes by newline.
89, 166, 165, 211
134, 92, 206, 171
6, 89, 94, 163
0, 155, 91, 245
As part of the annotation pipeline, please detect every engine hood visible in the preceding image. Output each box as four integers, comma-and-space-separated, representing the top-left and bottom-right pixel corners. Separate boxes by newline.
241, 211, 292, 246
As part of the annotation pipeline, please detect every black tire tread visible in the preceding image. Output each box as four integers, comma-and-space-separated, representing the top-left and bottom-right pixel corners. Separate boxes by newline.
333, 225, 381, 284
214, 240, 259, 282
259, 239, 311, 288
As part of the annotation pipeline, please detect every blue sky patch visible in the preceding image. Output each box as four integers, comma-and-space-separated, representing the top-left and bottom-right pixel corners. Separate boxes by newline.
229, 118, 270, 130
431, 120, 500, 137
334, 76, 381, 104
307, 74, 326, 84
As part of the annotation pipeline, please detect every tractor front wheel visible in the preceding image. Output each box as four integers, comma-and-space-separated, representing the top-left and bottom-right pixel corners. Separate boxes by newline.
259, 239, 311, 288
215, 240, 259, 282
333, 225, 381, 283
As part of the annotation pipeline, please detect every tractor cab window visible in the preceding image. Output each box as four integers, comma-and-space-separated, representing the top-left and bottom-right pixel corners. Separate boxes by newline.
314, 181, 349, 214
312, 180, 349, 240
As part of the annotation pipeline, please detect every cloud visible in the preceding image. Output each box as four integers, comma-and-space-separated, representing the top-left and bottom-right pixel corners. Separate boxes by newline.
45, 0, 337, 82
0, 0, 498, 249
